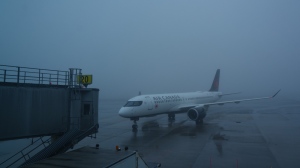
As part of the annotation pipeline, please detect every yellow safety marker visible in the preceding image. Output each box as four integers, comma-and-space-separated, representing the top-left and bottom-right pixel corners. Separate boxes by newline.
77, 75, 93, 85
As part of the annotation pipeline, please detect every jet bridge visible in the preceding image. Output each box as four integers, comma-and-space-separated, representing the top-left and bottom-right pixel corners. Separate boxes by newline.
0, 65, 99, 167
0, 65, 99, 141
0, 66, 98, 135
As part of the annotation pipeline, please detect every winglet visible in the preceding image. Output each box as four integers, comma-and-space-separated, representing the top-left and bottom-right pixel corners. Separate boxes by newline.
271, 89, 281, 98
209, 69, 220, 92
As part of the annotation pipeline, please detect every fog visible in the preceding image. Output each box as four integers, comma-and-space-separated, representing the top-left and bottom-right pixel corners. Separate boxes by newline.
1, 1, 300, 100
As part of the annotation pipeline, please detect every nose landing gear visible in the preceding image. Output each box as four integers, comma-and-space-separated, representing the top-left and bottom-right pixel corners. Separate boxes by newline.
131, 117, 139, 132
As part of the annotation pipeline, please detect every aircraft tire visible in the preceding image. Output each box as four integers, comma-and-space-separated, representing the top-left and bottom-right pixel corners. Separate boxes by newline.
196, 120, 203, 126
168, 114, 175, 121
132, 124, 138, 129
132, 128, 138, 132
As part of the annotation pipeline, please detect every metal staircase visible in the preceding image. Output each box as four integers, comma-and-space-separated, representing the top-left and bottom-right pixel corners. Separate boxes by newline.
0, 137, 52, 167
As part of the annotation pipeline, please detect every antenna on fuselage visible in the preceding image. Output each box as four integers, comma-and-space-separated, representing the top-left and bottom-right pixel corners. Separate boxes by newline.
139, 91, 141, 95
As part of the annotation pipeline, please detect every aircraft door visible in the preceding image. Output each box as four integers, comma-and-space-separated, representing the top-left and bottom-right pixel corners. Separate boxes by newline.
146, 96, 153, 110
81, 101, 94, 130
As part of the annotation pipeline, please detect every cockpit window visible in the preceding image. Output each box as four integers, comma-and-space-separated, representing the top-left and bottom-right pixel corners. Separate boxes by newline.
124, 101, 143, 107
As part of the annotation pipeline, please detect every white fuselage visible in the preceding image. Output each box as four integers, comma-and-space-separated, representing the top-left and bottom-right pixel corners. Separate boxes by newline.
119, 91, 222, 118
119, 69, 279, 127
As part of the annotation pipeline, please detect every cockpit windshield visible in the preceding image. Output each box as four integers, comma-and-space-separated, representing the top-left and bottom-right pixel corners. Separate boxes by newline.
124, 101, 143, 107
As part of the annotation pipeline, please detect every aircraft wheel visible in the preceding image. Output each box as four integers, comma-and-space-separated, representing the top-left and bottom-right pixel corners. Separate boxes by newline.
168, 114, 175, 121
196, 120, 203, 126
132, 124, 138, 129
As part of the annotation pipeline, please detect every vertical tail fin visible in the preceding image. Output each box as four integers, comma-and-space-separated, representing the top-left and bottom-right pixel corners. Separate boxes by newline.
209, 69, 220, 92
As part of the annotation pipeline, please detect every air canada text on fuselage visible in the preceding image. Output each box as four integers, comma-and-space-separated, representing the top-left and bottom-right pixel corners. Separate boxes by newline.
153, 95, 181, 101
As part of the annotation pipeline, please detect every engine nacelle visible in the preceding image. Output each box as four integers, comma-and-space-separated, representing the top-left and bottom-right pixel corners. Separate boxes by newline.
187, 106, 207, 121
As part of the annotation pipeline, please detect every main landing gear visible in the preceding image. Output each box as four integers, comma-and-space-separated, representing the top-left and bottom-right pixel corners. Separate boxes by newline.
195, 119, 203, 126
168, 113, 175, 127
168, 113, 175, 121
131, 117, 139, 132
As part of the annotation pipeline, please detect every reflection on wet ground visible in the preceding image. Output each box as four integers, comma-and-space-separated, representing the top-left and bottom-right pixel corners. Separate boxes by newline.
1, 98, 300, 167
141, 121, 160, 132
212, 132, 227, 156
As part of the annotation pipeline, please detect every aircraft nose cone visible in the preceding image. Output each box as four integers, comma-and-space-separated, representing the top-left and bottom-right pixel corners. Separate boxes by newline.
119, 107, 129, 117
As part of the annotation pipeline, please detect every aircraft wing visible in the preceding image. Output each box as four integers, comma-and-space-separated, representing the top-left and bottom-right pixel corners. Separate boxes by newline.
204, 89, 281, 106
176, 90, 280, 111
177, 105, 198, 111
221, 92, 241, 96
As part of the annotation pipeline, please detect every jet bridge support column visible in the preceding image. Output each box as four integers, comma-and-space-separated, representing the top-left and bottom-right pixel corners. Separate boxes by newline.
69, 88, 99, 131
68, 68, 99, 132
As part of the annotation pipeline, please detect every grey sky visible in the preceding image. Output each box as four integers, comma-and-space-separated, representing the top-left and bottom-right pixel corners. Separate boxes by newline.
1, 1, 300, 100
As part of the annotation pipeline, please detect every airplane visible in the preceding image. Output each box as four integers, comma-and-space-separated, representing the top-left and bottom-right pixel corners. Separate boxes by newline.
119, 69, 280, 131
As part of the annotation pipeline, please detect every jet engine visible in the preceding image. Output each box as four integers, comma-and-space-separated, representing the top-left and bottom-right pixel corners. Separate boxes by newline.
187, 106, 207, 121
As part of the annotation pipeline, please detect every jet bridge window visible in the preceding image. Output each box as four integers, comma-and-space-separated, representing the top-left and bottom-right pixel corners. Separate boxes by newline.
124, 101, 143, 107
83, 103, 92, 115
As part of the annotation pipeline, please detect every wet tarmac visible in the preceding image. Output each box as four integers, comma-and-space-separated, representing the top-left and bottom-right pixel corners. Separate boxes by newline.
75, 97, 300, 168
1, 97, 300, 167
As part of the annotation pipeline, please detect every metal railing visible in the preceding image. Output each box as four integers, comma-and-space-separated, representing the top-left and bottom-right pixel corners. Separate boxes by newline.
0, 65, 69, 86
